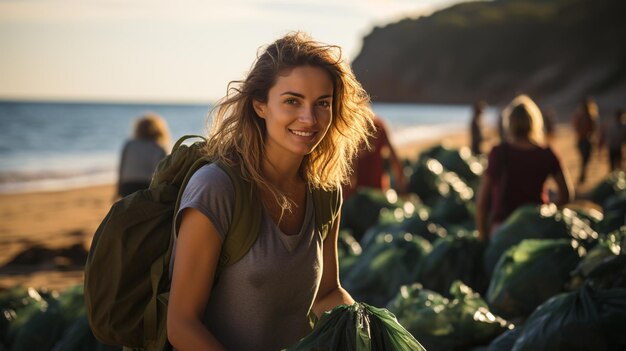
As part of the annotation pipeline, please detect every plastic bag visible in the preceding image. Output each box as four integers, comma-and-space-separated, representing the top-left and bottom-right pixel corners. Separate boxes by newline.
486, 327, 523, 351
360, 206, 446, 247
586, 254, 626, 290
51, 316, 120, 351
597, 190, 626, 234
416, 231, 488, 296
413, 145, 484, 190
486, 239, 582, 320
338, 229, 363, 278
387, 281, 511, 351
285, 303, 425, 351
484, 204, 596, 275
11, 284, 86, 351
341, 188, 405, 241
1, 287, 57, 349
511, 285, 626, 351
587, 170, 626, 206
343, 231, 431, 306
570, 228, 625, 289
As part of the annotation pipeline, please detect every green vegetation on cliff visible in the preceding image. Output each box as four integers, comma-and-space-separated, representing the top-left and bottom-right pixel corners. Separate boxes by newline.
352, 0, 626, 108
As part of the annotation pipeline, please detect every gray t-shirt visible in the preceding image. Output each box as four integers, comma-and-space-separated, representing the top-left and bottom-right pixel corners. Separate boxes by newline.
172, 164, 323, 351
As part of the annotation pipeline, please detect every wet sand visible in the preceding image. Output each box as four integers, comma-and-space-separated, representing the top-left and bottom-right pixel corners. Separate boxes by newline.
0, 124, 613, 291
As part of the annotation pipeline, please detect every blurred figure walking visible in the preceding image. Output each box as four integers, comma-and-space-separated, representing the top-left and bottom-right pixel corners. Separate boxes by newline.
542, 108, 557, 144
572, 97, 599, 183
470, 100, 487, 155
117, 113, 170, 198
599, 108, 626, 171
476, 95, 573, 240
344, 116, 406, 199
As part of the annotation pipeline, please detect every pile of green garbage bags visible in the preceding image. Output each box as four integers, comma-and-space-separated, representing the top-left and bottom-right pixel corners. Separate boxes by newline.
483, 204, 597, 275
4, 146, 625, 351
337, 145, 626, 350
386, 281, 510, 351
0, 285, 118, 351
342, 231, 432, 306
486, 239, 582, 320
487, 284, 626, 351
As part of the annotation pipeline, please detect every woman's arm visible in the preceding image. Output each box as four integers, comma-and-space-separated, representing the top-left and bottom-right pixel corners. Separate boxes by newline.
167, 208, 226, 351
312, 212, 355, 318
475, 173, 493, 241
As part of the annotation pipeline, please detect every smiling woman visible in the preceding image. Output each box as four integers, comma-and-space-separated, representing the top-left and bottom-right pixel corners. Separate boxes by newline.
253, 66, 334, 163
166, 32, 375, 351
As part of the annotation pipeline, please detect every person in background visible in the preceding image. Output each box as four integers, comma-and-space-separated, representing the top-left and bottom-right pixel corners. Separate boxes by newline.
542, 107, 557, 144
572, 97, 599, 184
470, 100, 487, 155
599, 108, 626, 171
117, 113, 170, 198
343, 115, 407, 199
476, 95, 573, 241
167, 32, 374, 351
497, 107, 506, 142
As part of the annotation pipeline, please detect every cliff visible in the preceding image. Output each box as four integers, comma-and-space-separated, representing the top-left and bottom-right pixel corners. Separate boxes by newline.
352, 0, 626, 113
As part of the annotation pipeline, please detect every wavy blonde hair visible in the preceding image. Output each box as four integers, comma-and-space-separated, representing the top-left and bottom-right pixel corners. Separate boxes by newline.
205, 32, 374, 208
502, 94, 545, 146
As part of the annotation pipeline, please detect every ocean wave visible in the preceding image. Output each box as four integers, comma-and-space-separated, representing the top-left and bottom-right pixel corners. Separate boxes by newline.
0, 169, 116, 194
390, 123, 465, 147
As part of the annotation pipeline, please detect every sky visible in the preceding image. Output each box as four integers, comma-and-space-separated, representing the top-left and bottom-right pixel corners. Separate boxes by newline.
0, 0, 467, 104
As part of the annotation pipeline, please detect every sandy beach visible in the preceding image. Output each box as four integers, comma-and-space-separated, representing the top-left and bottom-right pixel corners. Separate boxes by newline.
0, 124, 614, 291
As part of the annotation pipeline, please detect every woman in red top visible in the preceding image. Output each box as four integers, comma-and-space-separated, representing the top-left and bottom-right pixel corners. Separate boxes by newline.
475, 95, 573, 241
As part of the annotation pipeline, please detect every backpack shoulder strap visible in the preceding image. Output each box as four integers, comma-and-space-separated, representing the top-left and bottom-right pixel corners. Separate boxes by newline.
312, 186, 342, 241
215, 163, 262, 276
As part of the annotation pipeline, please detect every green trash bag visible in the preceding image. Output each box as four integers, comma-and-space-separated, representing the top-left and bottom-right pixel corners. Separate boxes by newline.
565, 203, 604, 233
1, 287, 57, 349
1, 287, 33, 346
510, 284, 626, 351
587, 170, 626, 206
570, 228, 625, 289
11, 284, 87, 351
284, 302, 426, 351
387, 281, 511, 351
597, 191, 626, 234
416, 144, 484, 188
586, 254, 626, 290
341, 188, 405, 241
408, 158, 475, 208
416, 230, 489, 296
338, 229, 363, 279
51, 316, 120, 351
486, 239, 582, 320
486, 327, 522, 351
430, 191, 475, 227
408, 158, 446, 205
360, 205, 446, 246
343, 231, 432, 307
484, 204, 597, 275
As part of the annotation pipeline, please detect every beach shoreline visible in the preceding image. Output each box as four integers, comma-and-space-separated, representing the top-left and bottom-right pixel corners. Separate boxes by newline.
0, 124, 613, 291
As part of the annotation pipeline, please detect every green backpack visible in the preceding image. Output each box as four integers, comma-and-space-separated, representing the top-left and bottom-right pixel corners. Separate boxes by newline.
84, 135, 341, 350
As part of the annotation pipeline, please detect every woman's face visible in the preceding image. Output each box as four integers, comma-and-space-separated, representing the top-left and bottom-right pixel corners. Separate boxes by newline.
253, 65, 334, 161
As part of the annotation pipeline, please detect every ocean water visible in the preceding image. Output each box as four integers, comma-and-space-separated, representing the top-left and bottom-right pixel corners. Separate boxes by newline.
0, 100, 496, 193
